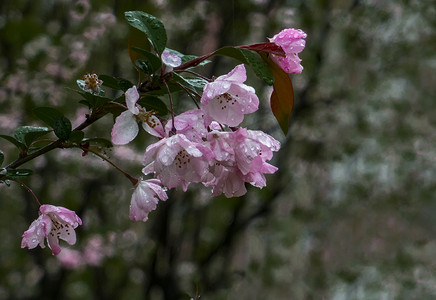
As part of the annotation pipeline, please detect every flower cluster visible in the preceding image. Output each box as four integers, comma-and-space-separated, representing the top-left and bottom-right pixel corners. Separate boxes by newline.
19, 25, 306, 256
112, 64, 282, 222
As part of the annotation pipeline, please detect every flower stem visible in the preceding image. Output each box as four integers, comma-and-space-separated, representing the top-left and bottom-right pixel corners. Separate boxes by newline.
82, 146, 138, 186
163, 80, 176, 135
10, 178, 41, 206
175, 69, 212, 82
173, 81, 201, 109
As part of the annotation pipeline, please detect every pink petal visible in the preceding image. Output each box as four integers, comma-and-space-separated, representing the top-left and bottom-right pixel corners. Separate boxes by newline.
47, 233, 62, 256
141, 115, 165, 138
161, 50, 182, 68
125, 86, 140, 115
111, 111, 139, 145
40, 205, 82, 227
216, 64, 247, 83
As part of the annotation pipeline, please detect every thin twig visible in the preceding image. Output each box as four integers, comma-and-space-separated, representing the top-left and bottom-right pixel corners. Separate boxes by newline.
10, 178, 41, 206
173, 81, 201, 109
163, 81, 176, 135
82, 146, 138, 186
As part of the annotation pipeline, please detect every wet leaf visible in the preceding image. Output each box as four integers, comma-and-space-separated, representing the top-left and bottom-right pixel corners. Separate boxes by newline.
53, 116, 72, 140
6, 169, 33, 179
33, 107, 63, 128
0, 135, 26, 151
131, 48, 162, 73
137, 96, 169, 117
213, 46, 273, 85
14, 126, 50, 146
99, 75, 121, 90
69, 131, 85, 144
125, 11, 167, 55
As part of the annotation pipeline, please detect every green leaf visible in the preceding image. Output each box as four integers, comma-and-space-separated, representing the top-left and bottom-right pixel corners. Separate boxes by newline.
124, 11, 167, 55
6, 169, 33, 179
0, 149, 4, 166
78, 91, 112, 108
99, 75, 121, 90
82, 138, 113, 148
69, 131, 85, 143
172, 73, 207, 93
137, 96, 169, 117
135, 59, 154, 75
79, 99, 91, 108
14, 126, 50, 146
53, 116, 72, 140
266, 57, 294, 135
0, 135, 26, 151
33, 107, 63, 128
118, 78, 134, 92
239, 49, 273, 85
131, 48, 162, 73
214, 47, 273, 85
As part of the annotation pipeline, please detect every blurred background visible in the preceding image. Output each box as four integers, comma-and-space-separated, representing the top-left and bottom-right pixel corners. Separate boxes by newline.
1, 0, 435, 299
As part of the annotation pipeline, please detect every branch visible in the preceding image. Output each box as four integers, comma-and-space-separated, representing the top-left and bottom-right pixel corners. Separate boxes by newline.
5, 108, 109, 171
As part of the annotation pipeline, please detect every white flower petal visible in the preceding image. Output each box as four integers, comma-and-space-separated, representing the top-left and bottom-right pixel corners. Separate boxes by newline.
111, 111, 139, 145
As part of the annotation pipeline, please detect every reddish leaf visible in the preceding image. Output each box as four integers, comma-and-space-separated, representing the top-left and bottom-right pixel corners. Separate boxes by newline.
239, 42, 285, 56
266, 57, 294, 135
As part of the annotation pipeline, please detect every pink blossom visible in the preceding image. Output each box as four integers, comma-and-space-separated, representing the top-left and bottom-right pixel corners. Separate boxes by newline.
204, 128, 280, 196
165, 109, 207, 142
143, 134, 214, 191
21, 205, 82, 256
207, 164, 247, 198
269, 28, 307, 73
130, 179, 168, 222
161, 49, 182, 73
201, 64, 259, 127
233, 128, 280, 187
111, 86, 164, 144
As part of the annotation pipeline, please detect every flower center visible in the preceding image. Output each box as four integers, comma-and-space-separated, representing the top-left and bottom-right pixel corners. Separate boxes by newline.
215, 93, 238, 110
137, 111, 159, 128
49, 218, 72, 237
174, 149, 191, 169
83, 73, 102, 94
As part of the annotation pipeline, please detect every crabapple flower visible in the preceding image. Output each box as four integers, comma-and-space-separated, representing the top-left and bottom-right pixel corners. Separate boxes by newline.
130, 179, 168, 222
269, 28, 307, 73
233, 128, 280, 187
111, 86, 164, 144
161, 49, 182, 73
21, 205, 82, 256
207, 164, 247, 198
203, 128, 280, 197
143, 134, 214, 191
165, 109, 208, 142
201, 64, 259, 127
204, 128, 280, 197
